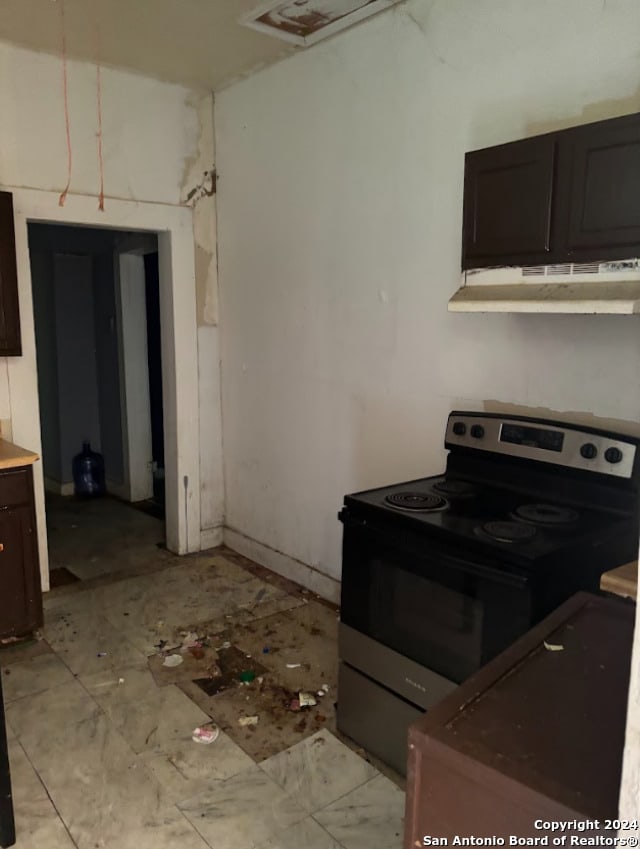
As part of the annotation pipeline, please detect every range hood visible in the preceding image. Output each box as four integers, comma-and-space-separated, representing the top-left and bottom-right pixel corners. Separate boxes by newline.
448, 260, 640, 315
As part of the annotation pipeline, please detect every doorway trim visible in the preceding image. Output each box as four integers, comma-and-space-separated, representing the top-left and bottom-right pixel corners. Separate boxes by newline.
7, 188, 201, 591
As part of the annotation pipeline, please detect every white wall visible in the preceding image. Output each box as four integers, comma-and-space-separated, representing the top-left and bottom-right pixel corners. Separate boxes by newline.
214, 0, 640, 812
0, 40, 224, 557
215, 0, 640, 589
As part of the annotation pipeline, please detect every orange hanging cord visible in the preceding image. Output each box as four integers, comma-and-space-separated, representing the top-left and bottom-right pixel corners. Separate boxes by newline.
58, 0, 72, 207
94, 8, 105, 212
96, 59, 105, 211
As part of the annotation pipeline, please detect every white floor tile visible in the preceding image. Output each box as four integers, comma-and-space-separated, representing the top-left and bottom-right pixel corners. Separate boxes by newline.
314, 774, 405, 849
178, 765, 308, 849
261, 729, 377, 813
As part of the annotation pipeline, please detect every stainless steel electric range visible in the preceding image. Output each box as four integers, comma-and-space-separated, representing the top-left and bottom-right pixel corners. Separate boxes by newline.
337, 411, 640, 775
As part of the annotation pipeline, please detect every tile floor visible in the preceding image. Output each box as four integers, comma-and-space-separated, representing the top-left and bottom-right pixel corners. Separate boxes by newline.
1, 498, 405, 848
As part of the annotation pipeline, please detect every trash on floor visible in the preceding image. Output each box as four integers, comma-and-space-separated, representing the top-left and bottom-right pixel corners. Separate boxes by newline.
238, 715, 259, 727
543, 641, 564, 652
192, 646, 268, 697
299, 691, 317, 707
189, 646, 206, 660
97, 652, 108, 658
192, 723, 220, 745
163, 654, 184, 668
180, 631, 200, 648
286, 663, 301, 669
239, 670, 256, 683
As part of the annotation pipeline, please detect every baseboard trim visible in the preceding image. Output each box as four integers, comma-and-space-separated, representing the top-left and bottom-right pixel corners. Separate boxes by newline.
106, 480, 129, 501
200, 526, 224, 550
223, 527, 341, 605
44, 478, 74, 496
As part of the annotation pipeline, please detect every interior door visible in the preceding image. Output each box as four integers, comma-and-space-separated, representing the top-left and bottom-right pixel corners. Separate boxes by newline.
117, 252, 154, 503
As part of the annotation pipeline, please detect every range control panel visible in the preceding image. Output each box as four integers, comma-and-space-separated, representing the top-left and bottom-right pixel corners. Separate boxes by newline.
446, 413, 637, 479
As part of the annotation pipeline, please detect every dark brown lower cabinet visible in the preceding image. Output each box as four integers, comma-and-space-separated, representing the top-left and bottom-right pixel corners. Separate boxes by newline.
404, 593, 635, 847
0, 466, 42, 640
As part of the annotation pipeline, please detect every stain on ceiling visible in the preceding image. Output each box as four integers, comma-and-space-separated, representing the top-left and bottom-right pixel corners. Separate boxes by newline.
0, 0, 300, 91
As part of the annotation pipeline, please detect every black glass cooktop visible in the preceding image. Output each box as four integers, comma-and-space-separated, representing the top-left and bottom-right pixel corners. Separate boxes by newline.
344, 474, 630, 564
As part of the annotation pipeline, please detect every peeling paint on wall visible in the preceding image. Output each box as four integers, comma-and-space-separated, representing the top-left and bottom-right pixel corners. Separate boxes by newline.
180, 91, 218, 327
526, 88, 640, 137
482, 401, 640, 438
185, 168, 217, 205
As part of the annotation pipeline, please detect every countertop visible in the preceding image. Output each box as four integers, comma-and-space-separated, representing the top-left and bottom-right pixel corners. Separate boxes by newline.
601, 560, 638, 600
0, 439, 38, 470
405, 592, 635, 841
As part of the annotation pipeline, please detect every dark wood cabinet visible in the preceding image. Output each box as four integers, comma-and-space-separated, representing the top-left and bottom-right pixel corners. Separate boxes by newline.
404, 593, 634, 846
0, 466, 42, 639
463, 135, 556, 267
462, 111, 640, 270
556, 112, 640, 258
0, 192, 21, 357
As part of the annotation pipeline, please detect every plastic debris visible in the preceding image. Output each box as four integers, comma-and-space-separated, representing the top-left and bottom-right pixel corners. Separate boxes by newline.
118, 678, 125, 685
220, 641, 231, 650
299, 691, 317, 707
321, 684, 329, 693
97, 652, 108, 658
238, 715, 259, 727
181, 631, 200, 647
286, 663, 301, 669
543, 641, 564, 652
316, 690, 325, 698
163, 654, 184, 668
239, 670, 256, 683
189, 646, 205, 660
180, 631, 202, 652
192, 724, 219, 745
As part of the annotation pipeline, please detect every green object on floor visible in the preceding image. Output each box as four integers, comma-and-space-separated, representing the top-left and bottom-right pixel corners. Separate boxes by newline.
239, 670, 256, 683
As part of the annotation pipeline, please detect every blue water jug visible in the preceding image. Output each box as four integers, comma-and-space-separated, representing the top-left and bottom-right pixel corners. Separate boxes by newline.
72, 442, 106, 497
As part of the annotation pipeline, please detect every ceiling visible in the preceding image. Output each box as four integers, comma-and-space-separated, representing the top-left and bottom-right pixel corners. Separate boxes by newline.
0, 0, 301, 92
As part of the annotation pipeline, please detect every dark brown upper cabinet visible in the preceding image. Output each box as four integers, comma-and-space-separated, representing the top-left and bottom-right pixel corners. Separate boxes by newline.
0, 192, 21, 356
462, 111, 640, 271
554, 113, 640, 259
463, 136, 556, 268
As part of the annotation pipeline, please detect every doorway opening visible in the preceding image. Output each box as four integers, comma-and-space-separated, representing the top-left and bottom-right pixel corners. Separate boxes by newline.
28, 223, 169, 584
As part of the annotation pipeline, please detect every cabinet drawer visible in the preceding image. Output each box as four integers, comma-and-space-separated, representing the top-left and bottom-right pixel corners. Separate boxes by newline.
0, 468, 31, 509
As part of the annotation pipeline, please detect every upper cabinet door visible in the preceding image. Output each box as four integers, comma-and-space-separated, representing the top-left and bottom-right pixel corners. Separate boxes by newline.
0, 192, 21, 357
462, 136, 556, 269
559, 113, 640, 257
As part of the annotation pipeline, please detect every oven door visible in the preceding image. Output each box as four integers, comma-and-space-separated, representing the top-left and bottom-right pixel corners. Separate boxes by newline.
339, 510, 534, 685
